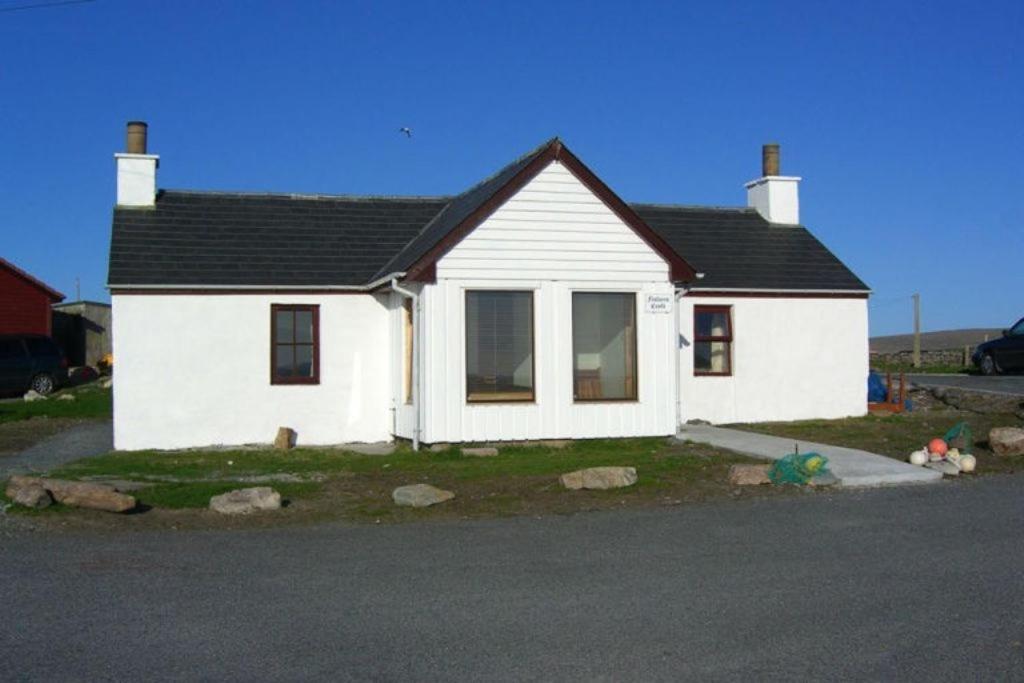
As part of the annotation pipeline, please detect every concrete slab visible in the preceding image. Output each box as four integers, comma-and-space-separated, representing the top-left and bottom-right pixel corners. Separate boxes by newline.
677, 425, 943, 488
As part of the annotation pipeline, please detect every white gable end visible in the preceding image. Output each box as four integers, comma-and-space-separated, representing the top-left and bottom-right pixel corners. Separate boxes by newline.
436, 161, 669, 282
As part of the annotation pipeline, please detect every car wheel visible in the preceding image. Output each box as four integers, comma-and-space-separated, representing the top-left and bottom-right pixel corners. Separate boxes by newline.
979, 354, 999, 376
30, 373, 55, 395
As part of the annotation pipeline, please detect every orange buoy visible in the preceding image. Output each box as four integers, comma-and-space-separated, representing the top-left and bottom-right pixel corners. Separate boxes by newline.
928, 438, 948, 457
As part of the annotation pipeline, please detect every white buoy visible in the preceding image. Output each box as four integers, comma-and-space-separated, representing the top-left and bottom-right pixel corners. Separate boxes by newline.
960, 454, 977, 473
909, 449, 929, 466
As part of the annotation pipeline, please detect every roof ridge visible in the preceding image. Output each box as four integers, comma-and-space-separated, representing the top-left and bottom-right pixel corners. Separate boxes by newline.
443, 137, 559, 204
369, 137, 560, 280
630, 202, 757, 212
159, 189, 452, 202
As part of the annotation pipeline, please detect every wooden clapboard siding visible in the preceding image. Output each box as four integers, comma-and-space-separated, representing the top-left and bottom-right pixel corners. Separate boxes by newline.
436, 162, 669, 283
419, 160, 676, 444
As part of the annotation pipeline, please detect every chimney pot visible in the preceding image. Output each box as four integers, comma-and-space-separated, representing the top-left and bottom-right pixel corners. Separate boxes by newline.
126, 121, 148, 154
762, 143, 780, 177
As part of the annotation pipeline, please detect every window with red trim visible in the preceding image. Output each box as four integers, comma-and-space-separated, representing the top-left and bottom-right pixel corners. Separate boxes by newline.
694, 306, 732, 376
271, 304, 319, 384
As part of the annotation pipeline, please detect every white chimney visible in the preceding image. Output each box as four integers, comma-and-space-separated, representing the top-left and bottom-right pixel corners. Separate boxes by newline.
745, 143, 800, 225
115, 121, 158, 207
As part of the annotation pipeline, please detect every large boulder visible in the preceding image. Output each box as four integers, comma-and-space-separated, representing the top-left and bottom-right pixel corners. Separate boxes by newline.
9, 483, 52, 509
274, 427, 296, 450
23, 390, 46, 402
209, 487, 282, 514
989, 427, 1024, 457
6, 476, 135, 513
392, 483, 455, 507
560, 466, 638, 490
729, 464, 771, 486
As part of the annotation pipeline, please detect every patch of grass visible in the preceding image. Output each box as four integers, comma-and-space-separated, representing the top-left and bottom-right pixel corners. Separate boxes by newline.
734, 411, 1024, 475
0, 384, 111, 424
34, 437, 794, 527
138, 481, 323, 509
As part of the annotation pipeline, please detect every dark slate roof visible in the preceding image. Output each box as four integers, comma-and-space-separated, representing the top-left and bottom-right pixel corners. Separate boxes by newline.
632, 205, 869, 291
371, 138, 555, 280
108, 143, 867, 292
109, 192, 449, 286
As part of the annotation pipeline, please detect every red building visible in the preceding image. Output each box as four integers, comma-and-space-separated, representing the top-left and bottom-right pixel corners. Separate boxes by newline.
0, 258, 65, 336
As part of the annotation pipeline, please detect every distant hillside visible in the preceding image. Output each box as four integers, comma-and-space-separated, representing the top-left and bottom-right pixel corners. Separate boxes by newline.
870, 328, 1003, 353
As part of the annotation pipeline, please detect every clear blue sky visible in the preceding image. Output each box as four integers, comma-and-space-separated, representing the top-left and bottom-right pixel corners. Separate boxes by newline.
2, 0, 1021, 335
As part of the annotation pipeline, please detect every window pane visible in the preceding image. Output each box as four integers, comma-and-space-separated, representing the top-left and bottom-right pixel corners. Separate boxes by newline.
695, 311, 729, 338
275, 345, 294, 377
295, 345, 314, 377
572, 292, 636, 400
275, 310, 294, 343
295, 310, 314, 343
695, 341, 731, 373
466, 291, 534, 401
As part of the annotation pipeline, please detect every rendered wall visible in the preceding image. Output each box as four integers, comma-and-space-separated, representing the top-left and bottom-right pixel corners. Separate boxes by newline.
112, 293, 392, 450
678, 296, 869, 424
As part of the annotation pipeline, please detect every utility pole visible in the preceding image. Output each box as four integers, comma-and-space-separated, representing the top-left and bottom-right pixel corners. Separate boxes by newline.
75, 276, 81, 301
912, 293, 921, 368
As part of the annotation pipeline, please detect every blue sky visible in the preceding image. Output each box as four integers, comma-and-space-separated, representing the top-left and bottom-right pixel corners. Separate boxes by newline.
1, 0, 1020, 335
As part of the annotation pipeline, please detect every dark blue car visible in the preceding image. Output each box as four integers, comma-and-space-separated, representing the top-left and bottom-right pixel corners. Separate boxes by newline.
0, 334, 68, 396
972, 318, 1024, 375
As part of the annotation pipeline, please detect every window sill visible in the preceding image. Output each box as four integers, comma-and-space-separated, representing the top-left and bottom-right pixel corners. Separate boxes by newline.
573, 398, 640, 404
693, 372, 732, 377
271, 378, 320, 386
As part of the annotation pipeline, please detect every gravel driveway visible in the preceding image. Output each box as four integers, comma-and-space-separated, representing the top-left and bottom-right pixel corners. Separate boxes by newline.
3, 474, 1024, 679
1, 420, 112, 536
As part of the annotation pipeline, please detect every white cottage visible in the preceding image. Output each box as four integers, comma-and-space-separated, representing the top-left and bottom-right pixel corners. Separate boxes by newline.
108, 122, 869, 451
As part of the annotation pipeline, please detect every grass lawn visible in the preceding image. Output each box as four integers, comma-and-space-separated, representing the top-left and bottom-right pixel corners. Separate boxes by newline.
734, 410, 1024, 475
7, 437, 798, 528
0, 383, 112, 424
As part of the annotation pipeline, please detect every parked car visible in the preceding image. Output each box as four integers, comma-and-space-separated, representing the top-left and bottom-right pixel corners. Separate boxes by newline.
0, 334, 68, 396
972, 317, 1024, 375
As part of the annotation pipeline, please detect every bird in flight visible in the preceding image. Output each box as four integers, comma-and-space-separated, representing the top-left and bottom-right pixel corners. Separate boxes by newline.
399, 127, 412, 138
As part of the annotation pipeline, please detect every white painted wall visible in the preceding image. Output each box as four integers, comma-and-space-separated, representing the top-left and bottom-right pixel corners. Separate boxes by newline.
112, 293, 392, 450
425, 160, 676, 443
115, 153, 158, 207
745, 176, 801, 224
678, 296, 869, 424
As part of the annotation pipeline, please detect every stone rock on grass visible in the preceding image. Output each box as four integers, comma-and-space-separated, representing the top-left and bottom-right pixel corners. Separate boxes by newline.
728, 464, 771, 486
274, 427, 296, 450
56, 394, 76, 401
10, 483, 52, 509
100, 377, 113, 389
209, 487, 282, 515
6, 475, 135, 513
560, 466, 638, 490
23, 390, 46, 402
462, 447, 498, 457
989, 427, 1024, 457
392, 483, 455, 507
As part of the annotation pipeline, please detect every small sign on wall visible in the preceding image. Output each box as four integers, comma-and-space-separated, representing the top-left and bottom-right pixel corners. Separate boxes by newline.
645, 294, 673, 314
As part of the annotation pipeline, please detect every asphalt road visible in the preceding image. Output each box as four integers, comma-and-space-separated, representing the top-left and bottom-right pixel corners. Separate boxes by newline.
4, 477, 1024, 681
908, 374, 1024, 396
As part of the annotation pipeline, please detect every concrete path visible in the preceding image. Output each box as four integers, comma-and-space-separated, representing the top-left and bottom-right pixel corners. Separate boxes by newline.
908, 373, 1024, 396
677, 424, 942, 487
0, 420, 113, 479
